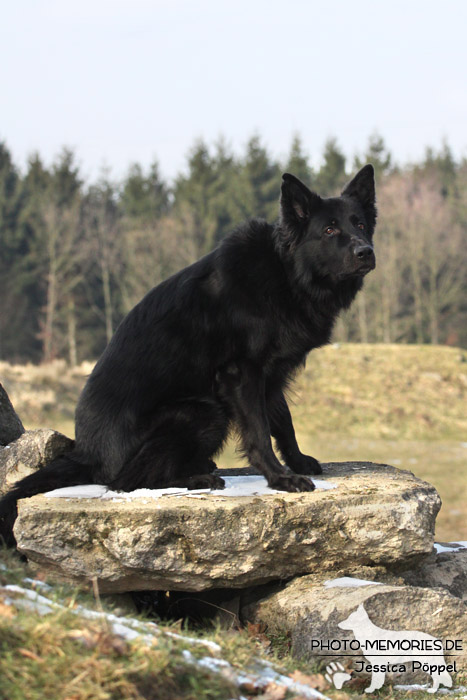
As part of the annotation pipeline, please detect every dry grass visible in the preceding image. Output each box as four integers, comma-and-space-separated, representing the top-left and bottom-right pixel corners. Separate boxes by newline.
1, 547, 466, 700
0, 550, 239, 700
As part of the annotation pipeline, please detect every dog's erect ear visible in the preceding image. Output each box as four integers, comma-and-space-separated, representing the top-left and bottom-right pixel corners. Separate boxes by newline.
341, 164, 377, 230
280, 173, 321, 228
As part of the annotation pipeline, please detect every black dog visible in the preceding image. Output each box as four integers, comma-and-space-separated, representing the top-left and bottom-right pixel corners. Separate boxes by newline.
0, 165, 376, 545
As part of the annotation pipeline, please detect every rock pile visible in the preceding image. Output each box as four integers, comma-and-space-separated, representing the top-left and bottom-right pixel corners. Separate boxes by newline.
1, 423, 466, 691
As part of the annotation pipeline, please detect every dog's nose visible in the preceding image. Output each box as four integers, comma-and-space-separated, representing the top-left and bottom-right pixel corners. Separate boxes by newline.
353, 244, 374, 260
353, 245, 375, 266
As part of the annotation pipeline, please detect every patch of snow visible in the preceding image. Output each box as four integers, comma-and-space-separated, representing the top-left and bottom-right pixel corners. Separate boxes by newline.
0, 582, 220, 653
181, 649, 329, 699
2, 585, 57, 615
183, 649, 230, 672
434, 542, 467, 554
45, 475, 337, 501
1, 580, 329, 699
394, 684, 467, 695
111, 622, 144, 642
165, 630, 221, 653
324, 577, 383, 589
2, 594, 55, 615
45, 484, 108, 499
23, 577, 53, 591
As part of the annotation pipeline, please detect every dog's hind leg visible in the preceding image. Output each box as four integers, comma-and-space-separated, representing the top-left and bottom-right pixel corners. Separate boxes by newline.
216, 362, 315, 492
108, 401, 228, 491
266, 389, 322, 475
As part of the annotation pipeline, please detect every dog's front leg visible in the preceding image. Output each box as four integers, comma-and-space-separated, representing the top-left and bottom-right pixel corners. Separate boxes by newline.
266, 389, 322, 475
216, 362, 315, 492
365, 670, 385, 693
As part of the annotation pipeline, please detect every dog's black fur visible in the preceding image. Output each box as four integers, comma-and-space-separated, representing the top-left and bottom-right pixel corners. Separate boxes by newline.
0, 165, 376, 545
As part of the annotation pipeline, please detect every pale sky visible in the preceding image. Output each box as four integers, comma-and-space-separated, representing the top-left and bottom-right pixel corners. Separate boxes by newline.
2, 0, 466, 183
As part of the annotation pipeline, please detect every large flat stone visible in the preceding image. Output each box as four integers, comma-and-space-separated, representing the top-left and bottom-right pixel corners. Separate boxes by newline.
14, 462, 441, 593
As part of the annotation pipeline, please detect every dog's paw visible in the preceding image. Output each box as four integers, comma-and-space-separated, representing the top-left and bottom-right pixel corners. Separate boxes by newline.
288, 454, 322, 475
187, 474, 225, 490
325, 662, 351, 689
270, 474, 315, 492
196, 459, 218, 474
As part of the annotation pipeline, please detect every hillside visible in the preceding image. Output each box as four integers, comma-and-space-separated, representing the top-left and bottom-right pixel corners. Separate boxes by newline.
1, 344, 466, 539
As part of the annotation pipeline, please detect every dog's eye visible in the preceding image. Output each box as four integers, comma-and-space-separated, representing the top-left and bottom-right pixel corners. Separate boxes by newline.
325, 227, 335, 236
357, 223, 365, 230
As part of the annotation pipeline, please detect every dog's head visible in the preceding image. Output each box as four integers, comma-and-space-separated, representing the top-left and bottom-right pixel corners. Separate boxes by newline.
279, 165, 377, 286
338, 603, 369, 631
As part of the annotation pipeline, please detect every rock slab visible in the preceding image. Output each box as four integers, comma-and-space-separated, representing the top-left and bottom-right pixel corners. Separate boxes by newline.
14, 462, 441, 593
0, 382, 24, 446
402, 544, 467, 602
0, 429, 73, 495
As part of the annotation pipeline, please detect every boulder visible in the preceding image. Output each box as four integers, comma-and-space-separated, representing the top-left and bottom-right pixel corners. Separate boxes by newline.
244, 569, 467, 688
401, 542, 467, 602
14, 462, 440, 593
0, 429, 74, 495
0, 382, 25, 446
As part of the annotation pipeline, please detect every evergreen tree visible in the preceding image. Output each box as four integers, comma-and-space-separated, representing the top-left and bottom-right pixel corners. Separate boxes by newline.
51, 147, 82, 209
354, 133, 393, 181
208, 137, 239, 243
285, 134, 313, 185
173, 140, 218, 253
121, 161, 169, 221
0, 142, 22, 258
420, 140, 457, 197
230, 135, 280, 223
14, 154, 52, 361
0, 142, 27, 359
315, 138, 347, 196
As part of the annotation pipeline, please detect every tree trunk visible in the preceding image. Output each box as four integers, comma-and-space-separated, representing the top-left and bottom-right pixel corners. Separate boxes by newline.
101, 258, 113, 343
410, 259, 424, 344
67, 296, 77, 367
44, 254, 57, 362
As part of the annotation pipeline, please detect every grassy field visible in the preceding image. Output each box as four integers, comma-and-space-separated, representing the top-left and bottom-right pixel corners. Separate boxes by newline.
1, 343, 466, 540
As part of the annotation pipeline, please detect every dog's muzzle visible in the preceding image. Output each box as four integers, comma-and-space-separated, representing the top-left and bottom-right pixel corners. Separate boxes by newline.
353, 244, 375, 274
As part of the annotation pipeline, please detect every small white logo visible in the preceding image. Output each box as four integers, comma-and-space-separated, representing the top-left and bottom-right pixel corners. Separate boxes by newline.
325, 661, 351, 689
338, 603, 453, 694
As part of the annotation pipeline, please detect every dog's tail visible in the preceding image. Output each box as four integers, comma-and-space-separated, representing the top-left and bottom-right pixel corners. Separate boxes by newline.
0, 450, 93, 547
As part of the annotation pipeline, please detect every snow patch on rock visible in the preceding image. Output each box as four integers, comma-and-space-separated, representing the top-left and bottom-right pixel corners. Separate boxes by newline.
44, 475, 337, 500
323, 577, 383, 589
